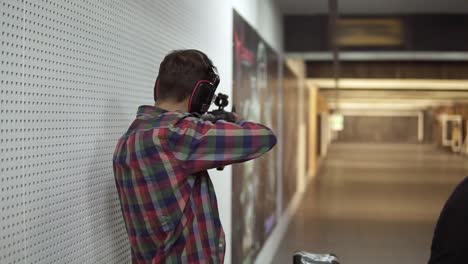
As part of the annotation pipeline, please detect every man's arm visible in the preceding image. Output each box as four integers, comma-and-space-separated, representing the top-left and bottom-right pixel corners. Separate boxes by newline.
165, 115, 277, 173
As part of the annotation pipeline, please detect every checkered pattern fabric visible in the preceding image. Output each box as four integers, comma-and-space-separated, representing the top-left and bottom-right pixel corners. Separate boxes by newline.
113, 105, 276, 263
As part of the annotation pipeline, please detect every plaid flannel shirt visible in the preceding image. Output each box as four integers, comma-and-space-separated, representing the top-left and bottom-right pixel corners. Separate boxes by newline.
113, 105, 276, 263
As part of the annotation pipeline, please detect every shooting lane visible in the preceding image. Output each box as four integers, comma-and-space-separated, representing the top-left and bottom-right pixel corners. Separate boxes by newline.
282, 59, 331, 193
283, 60, 331, 188
304, 80, 331, 176
282, 62, 300, 209
314, 89, 331, 173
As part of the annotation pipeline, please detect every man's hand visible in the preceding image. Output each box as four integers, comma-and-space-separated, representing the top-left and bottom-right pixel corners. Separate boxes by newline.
232, 112, 244, 123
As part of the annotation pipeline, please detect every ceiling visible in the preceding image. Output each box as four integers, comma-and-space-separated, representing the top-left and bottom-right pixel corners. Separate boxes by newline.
277, 0, 468, 110
275, 0, 468, 15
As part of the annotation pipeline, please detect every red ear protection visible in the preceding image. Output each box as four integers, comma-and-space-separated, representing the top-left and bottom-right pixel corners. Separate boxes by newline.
188, 74, 220, 114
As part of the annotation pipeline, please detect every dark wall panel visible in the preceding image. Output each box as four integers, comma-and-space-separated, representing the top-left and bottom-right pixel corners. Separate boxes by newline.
284, 16, 329, 52
337, 116, 419, 143
285, 15, 468, 52
407, 15, 468, 51
306, 61, 468, 79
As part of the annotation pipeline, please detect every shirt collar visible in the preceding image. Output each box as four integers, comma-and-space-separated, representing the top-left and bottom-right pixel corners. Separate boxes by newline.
136, 105, 188, 119
137, 105, 167, 119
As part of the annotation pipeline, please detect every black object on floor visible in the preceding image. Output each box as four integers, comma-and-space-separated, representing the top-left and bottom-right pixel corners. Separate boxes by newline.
293, 251, 340, 264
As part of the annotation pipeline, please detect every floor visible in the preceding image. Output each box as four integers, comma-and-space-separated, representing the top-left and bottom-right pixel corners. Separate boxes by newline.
273, 143, 468, 264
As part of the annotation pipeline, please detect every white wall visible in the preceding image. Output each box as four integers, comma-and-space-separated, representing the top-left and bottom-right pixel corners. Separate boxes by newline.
0, 1, 283, 263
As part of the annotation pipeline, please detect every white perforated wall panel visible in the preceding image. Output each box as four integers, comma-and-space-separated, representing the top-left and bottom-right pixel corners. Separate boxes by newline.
1, 1, 282, 263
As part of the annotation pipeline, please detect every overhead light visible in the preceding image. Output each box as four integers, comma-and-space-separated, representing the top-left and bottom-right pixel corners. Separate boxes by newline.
308, 78, 468, 90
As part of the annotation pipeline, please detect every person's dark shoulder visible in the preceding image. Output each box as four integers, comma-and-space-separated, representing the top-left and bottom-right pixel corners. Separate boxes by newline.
429, 177, 468, 264
446, 177, 468, 210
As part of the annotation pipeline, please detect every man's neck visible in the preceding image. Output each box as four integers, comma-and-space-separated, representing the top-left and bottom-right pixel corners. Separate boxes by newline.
155, 100, 189, 113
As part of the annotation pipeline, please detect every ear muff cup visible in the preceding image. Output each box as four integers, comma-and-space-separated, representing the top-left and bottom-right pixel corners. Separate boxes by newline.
188, 80, 217, 114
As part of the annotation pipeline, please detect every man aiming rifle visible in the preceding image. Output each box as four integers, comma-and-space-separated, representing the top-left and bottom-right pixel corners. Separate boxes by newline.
113, 49, 277, 263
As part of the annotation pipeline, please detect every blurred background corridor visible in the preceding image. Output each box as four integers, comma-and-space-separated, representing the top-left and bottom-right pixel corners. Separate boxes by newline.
274, 143, 468, 263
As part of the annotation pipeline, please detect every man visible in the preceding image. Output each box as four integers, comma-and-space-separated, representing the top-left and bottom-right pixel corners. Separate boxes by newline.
113, 49, 277, 263
428, 177, 468, 264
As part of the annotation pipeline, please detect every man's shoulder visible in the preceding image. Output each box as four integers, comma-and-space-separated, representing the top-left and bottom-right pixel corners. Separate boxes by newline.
159, 111, 206, 130
158, 110, 190, 122
447, 177, 468, 208
137, 110, 191, 129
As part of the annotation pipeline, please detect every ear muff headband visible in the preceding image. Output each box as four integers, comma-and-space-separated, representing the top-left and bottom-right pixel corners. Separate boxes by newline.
154, 78, 160, 102
156, 69, 219, 113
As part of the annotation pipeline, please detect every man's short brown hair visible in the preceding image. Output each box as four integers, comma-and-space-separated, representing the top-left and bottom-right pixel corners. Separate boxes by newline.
155, 49, 216, 102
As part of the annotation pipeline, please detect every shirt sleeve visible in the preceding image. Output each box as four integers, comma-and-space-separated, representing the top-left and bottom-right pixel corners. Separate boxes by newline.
165, 115, 277, 173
